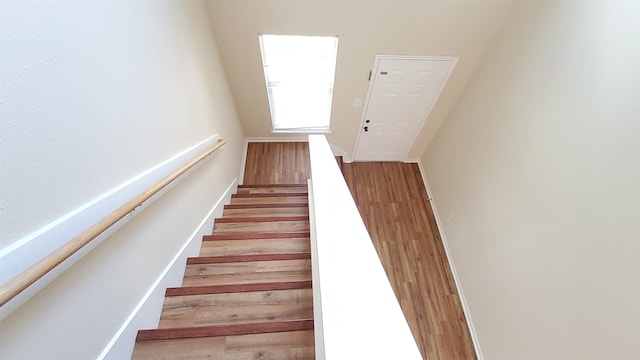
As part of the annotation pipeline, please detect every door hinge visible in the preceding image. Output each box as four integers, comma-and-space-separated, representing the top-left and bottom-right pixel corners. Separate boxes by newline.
368, 70, 372, 81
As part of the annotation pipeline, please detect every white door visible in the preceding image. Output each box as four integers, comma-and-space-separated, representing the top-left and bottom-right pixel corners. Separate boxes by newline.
354, 56, 457, 161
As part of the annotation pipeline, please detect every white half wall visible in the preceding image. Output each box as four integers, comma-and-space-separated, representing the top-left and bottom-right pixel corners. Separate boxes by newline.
0, 134, 221, 319
100, 178, 237, 360
421, 2, 640, 359
0, 1, 246, 358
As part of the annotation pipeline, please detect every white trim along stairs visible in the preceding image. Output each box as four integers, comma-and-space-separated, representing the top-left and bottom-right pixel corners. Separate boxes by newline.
131, 184, 315, 359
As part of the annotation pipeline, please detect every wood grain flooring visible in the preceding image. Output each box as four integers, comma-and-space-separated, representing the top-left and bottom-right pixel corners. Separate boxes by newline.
242, 142, 476, 360
243, 142, 311, 184
343, 162, 476, 360
132, 330, 315, 359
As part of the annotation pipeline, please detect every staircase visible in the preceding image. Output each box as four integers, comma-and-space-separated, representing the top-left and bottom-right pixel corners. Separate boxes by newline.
131, 184, 314, 359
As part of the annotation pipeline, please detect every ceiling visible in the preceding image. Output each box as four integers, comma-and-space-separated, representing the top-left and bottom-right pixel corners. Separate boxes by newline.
206, 0, 514, 159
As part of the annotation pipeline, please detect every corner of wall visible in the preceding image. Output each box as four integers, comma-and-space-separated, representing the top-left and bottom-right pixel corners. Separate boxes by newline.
414, 160, 484, 360
329, 142, 353, 163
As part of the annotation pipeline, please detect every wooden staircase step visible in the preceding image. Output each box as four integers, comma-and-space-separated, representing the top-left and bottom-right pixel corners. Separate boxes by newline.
136, 319, 314, 341
230, 195, 308, 205
166, 280, 312, 296
238, 184, 307, 188
132, 329, 315, 360
204, 231, 310, 241
199, 237, 311, 257
214, 220, 309, 233
158, 288, 313, 328
182, 259, 312, 287
215, 216, 308, 223
187, 253, 310, 265
232, 192, 308, 198
224, 203, 309, 209
223, 206, 308, 218
237, 184, 308, 195
132, 182, 315, 358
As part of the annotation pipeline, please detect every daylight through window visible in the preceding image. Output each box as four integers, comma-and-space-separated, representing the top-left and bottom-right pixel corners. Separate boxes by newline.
259, 34, 338, 132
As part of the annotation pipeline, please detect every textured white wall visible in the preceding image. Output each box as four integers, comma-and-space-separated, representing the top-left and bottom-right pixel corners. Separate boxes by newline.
422, 2, 640, 359
0, 1, 245, 358
206, 0, 513, 160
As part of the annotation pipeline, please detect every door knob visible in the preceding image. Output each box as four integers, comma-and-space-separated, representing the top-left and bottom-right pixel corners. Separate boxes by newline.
364, 126, 369, 132
365, 120, 370, 123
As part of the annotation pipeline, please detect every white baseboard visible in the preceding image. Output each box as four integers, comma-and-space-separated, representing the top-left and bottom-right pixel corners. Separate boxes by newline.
98, 178, 238, 360
413, 160, 484, 360
0, 134, 222, 320
239, 139, 249, 185
329, 143, 353, 163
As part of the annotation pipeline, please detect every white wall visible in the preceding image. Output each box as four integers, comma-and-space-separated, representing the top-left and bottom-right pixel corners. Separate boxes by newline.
206, 0, 513, 160
0, 1, 245, 358
422, 1, 640, 359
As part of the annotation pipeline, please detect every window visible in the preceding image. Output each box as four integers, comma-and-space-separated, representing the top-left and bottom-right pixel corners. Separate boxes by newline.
259, 34, 338, 133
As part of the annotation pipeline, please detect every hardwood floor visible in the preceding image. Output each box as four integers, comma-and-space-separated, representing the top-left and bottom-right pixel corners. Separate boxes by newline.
342, 162, 476, 360
242, 142, 476, 360
243, 142, 311, 184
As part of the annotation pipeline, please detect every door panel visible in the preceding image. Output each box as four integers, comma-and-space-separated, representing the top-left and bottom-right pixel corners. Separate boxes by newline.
354, 56, 457, 161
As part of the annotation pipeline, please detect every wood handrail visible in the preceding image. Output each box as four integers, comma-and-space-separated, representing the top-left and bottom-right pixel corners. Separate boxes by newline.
0, 139, 227, 307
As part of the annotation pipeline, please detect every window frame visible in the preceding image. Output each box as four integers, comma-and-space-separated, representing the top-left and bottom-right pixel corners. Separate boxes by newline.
258, 34, 339, 133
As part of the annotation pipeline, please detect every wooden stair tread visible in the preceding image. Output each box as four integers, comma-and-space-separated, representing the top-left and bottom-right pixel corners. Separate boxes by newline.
182, 258, 312, 287
182, 272, 312, 287
232, 192, 307, 198
230, 196, 308, 205
238, 184, 307, 188
166, 280, 312, 296
204, 231, 310, 241
213, 221, 309, 233
236, 186, 308, 195
222, 207, 309, 218
187, 253, 310, 264
199, 238, 311, 257
215, 216, 308, 223
137, 319, 314, 341
132, 330, 315, 360
158, 288, 313, 328
184, 259, 311, 277
224, 203, 309, 209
